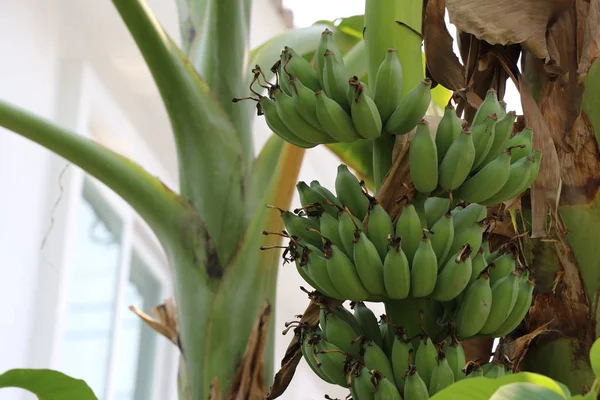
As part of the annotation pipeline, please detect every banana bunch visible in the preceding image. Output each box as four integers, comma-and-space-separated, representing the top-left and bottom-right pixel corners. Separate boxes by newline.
235, 29, 432, 148
296, 302, 475, 399
408, 91, 542, 206
463, 361, 513, 379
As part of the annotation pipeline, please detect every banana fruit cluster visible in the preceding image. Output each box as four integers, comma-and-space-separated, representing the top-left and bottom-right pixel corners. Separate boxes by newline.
236, 29, 431, 148
297, 301, 480, 399
410, 90, 542, 204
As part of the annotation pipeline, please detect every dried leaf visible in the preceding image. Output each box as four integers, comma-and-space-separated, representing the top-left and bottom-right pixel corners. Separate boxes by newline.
577, 0, 600, 78
446, 0, 563, 59
502, 321, 555, 371
424, 0, 466, 91
129, 299, 179, 348
209, 378, 222, 400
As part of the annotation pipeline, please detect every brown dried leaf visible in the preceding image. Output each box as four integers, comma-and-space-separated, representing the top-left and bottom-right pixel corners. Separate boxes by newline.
446, 0, 562, 59
503, 320, 556, 371
577, 0, 600, 78
129, 299, 179, 347
424, 0, 466, 91
209, 377, 222, 400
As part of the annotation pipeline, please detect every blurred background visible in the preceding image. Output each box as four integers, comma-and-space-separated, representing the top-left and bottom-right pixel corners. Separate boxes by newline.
0, 1, 520, 399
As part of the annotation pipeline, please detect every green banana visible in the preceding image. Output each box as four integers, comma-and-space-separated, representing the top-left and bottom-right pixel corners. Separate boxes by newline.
483, 362, 506, 378
404, 365, 430, 400
520, 150, 542, 189
278, 210, 322, 248
320, 212, 343, 247
429, 212, 455, 268
425, 197, 451, 228
284, 47, 320, 91
429, 351, 455, 395
479, 271, 520, 335
385, 79, 432, 135
415, 336, 437, 387
411, 236, 438, 297
310, 180, 343, 209
353, 302, 384, 348
439, 129, 476, 190
366, 203, 394, 260
391, 329, 413, 392
455, 270, 493, 338
315, 338, 351, 387
258, 96, 315, 148
472, 89, 503, 127
445, 221, 485, 266
354, 231, 386, 295
332, 305, 365, 336
289, 78, 326, 132
324, 309, 362, 357
349, 78, 383, 139
479, 111, 517, 167
380, 317, 395, 356
465, 362, 483, 378
315, 29, 342, 87
395, 203, 422, 261
295, 257, 326, 293
452, 203, 487, 232
470, 113, 498, 170
506, 128, 533, 162
324, 241, 370, 301
296, 181, 329, 218
374, 376, 402, 400
315, 90, 361, 142
301, 330, 336, 384
335, 164, 369, 220
383, 240, 411, 299
338, 208, 364, 259
489, 253, 516, 285
352, 366, 376, 400
490, 279, 534, 337
363, 340, 395, 380
409, 120, 439, 194
278, 50, 294, 96
479, 154, 534, 205
305, 245, 345, 299
443, 338, 466, 381
273, 88, 331, 144
373, 48, 404, 123
469, 248, 488, 286
435, 105, 463, 162
455, 149, 512, 203
432, 245, 473, 301
323, 49, 351, 111
482, 240, 491, 260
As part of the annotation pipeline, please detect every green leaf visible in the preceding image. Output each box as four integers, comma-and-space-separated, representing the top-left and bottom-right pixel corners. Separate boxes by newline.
430, 372, 569, 400
0, 369, 98, 399
489, 383, 566, 400
112, 0, 244, 264
590, 338, 600, 376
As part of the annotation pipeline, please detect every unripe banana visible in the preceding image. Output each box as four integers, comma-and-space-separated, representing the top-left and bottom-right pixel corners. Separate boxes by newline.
323, 49, 351, 111
380, 318, 394, 356
354, 231, 386, 295
429, 352, 455, 395
455, 149, 512, 203
479, 271, 520, 335
315, 29, 342, 87
278, 210, 322, 248
410, 236, 438, 297
435, 105, 462, 162
336, 164, 369, 221
404, 365, 430, 400
483, 362, 506, 378
489, 253, 516, 285
296, 181, 330, 218
305, 245, 345, 299
295, 258, 325, 293
432, 245, 473, 301
373, 49, 404, 123
284, 47, 320, 91
442, 338, 466, 381
465, 362, 483, 378
363, 340, 395, 380
320, 213, 343, 247
479, 111, 517, 167
349, 78, 383, 139
310, 180, 343, 209
301, 330, 336, 384
452, 203, 487, 232
429, 212, 455, 268
409, 120, 439, 194
366, 204, 394, 260
351, 366, 376, 400
315, 91, 361, 142
385, 79, 432, 135
415, 336, 437, 387
470, 113, 498, 170
439, 129, 476, 190
324, 309, 362, 357
469, 248, 488, 287
479, 154, 534, 205
332, 305, 365, 336
383, 240, 411, 299
490, 279, 534, 337
289, 78, 326, 132
391, 329, 413, 392
374, 376, 402, 400
481, 241, 491, 260
455, 270, 493, 338
506, 128, 533, 162
273, 88, 331, 144
472, 89, 503, 127
446, 221, 485, 266
353, 302, 384, 348
324, 241, 370, 301
521, 150, 542, 189
278, 50, 294, 96
339, 209, 364, 259
395, 203, 422, 261
315, 339, 351, 387
258, 97, 315, 148
424, 197, 450, 228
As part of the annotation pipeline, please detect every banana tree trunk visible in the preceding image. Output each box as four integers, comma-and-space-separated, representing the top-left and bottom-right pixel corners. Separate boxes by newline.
502, 3, 600, 393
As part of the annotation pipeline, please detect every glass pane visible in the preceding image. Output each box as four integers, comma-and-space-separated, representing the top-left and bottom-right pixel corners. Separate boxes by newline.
60, 187, 123, 400
112, 253, 161, 400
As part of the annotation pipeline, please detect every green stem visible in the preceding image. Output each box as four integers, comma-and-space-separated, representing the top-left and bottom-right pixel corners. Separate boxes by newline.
364, 0, 424, 191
